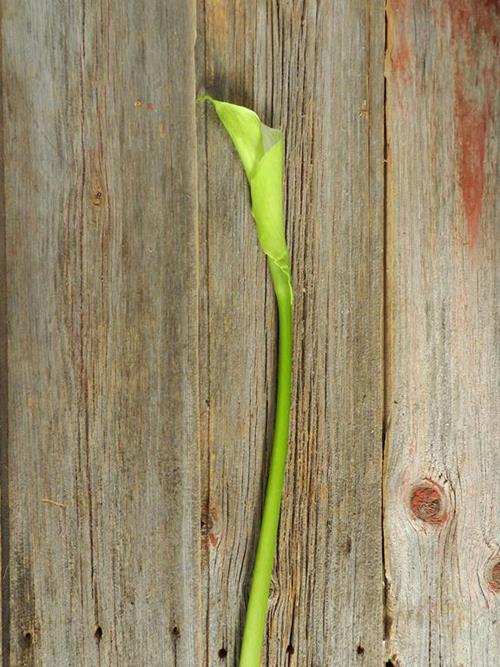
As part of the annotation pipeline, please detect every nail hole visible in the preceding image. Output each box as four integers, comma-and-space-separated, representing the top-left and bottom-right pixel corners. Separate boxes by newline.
201, 511, 214, 534
92, 190, 103, 206
94, 625, 103, 641
357, 643, 365, 655
286, 644, 294, 654
22, 630, 32, 646
171, 626, 180, 638
218, 647, 227, 659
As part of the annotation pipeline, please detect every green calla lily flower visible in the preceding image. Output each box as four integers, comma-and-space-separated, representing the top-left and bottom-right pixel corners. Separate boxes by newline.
199, 96, 294, 667
199, 95, 293, 305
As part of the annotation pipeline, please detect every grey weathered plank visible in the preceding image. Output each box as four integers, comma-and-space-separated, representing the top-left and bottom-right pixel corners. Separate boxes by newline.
385, 1, 500, 665
0, 26, 7, 666
198, 1, 385, 664
1, 1, 199, 665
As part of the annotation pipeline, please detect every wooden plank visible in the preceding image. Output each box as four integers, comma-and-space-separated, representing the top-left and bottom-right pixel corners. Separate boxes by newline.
198, 1, 385, 664
0, 30, 7, 666
385, 1, 500, 665
1, 1, 200, 665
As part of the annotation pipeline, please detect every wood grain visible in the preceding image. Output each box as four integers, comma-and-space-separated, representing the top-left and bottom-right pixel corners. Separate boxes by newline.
385, 0, 500, 665
2, 1, 498, 665
0, 21, 7, 667
1, 1, 200, 665
198, 1, 385, 664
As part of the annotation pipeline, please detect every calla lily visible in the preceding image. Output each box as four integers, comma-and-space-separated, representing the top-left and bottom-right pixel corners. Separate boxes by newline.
199, 96, 293, 305
200, 96, 293, 667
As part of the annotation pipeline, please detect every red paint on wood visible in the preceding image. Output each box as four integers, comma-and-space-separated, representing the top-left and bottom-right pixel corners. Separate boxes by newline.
455, 86, 489, 248
445, 0, 498, 247
390, 0, 408, 14
388, 0, 413, 88
447, 0, 499, 48
390, 34, 411, 82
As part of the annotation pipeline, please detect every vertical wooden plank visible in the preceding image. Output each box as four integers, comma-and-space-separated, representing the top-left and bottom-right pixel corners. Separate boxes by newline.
385, 1, 499, 665
197, 4, 271, 664
3, 5, 98, 662
0, 22, 7, 667
198, 1, 385, 664
2, 1, 200, 665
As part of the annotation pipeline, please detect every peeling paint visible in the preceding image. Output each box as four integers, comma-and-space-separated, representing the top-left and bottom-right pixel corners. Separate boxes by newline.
447, 0, 499, 49
390, 33, 411, 82
444, 0, 499, 247
455, 85, 490, 247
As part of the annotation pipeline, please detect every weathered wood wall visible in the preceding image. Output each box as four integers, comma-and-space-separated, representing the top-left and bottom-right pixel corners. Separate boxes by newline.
0, 1, 498, 666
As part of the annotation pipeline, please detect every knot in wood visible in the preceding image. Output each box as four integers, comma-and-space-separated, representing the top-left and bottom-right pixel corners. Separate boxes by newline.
487, 558, 500, 593
409, 480, 448, 526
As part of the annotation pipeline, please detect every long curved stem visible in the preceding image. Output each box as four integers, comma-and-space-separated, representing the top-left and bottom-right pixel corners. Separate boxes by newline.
239, 272, 293, 667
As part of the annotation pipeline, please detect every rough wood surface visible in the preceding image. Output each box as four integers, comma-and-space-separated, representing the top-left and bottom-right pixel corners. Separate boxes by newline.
384, 1, 500, 665
1, 1, 498, 666
197, 1, 385, 665
1, 1, 200, 665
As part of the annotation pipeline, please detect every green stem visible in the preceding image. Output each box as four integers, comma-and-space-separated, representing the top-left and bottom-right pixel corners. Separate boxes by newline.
239, 265, 293, 667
